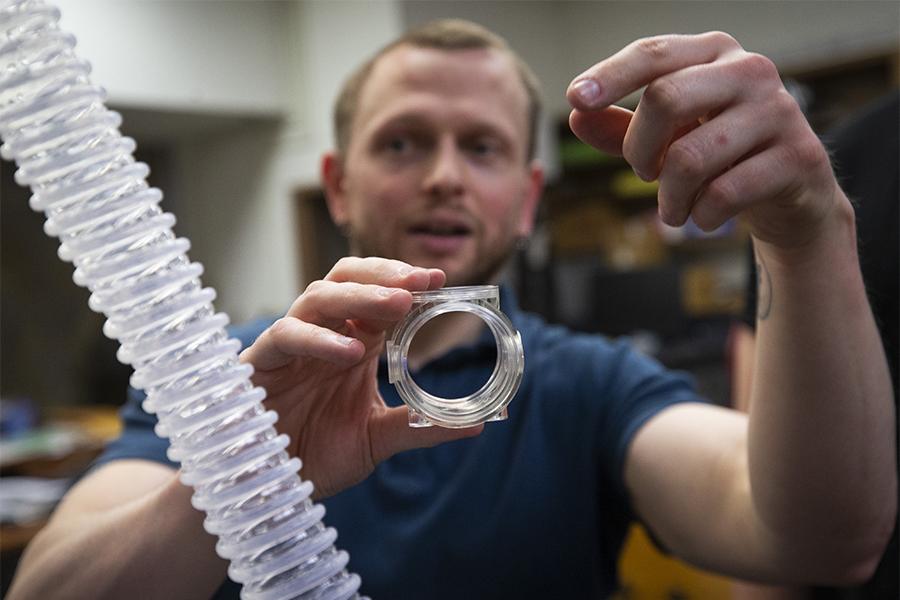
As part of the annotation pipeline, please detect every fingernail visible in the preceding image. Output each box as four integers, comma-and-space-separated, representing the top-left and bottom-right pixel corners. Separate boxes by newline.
633, 166, 651, 181
572, 78, 602, 107
397, 265, 414, 277
378, 287, 395, 297
335, 334, 355, 346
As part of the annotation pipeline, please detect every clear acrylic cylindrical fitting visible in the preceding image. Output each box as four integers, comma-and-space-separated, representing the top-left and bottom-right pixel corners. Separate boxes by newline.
386, 285, 524, 429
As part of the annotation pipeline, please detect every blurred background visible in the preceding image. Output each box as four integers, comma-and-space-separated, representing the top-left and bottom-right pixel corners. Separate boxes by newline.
1, 1, 897, 597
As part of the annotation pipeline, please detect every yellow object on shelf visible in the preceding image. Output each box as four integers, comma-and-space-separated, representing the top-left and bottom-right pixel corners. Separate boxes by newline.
611, 169, 659, 199
681, 263, 746, 317
550, 201, 621, 255
616, 524, 732, 600
48, 405, 122, 442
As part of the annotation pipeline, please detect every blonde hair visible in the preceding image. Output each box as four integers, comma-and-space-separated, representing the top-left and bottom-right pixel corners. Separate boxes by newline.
333, 19, 543, 160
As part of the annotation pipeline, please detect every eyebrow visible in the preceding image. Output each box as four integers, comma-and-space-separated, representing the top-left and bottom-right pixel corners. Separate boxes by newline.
372, 111, 515, 144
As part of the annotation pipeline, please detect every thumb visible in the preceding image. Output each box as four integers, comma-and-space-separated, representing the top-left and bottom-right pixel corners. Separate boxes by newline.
369, 406, 484, 464
568, 106, 633, 156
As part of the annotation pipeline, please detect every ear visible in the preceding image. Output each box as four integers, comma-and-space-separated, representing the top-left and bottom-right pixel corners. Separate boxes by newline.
517, 159, 545, 237
321, 152, 349, 227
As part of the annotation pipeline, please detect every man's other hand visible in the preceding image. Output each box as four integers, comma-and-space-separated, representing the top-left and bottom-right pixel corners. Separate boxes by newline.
566, 32, 845, 250
240, 257, 483, 499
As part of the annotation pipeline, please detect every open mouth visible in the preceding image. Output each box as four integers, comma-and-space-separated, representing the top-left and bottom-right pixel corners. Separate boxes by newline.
409, 222, 472, 237
407, 219, 474, 254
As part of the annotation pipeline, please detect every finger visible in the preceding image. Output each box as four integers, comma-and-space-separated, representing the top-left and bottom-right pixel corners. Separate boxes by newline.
345, 267, 447, 336
426, 268, 446, 290
690, 142, 821, 234
625, 57, 786, 180
368, 406, 484, 464
566, 31, 742, 110
568, 106, 633, 156
290, 280, 416, 329
326, 256, 439, 292
240, 316, 365, 371
656, 103, 780, 226
623, 63, 745, 179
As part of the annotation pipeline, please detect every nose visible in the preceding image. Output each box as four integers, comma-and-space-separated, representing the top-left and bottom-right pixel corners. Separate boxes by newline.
423, 138, 465, 199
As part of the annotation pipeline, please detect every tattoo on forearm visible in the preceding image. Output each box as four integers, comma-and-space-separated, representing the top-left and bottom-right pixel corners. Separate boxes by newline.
756, 255, 772, 320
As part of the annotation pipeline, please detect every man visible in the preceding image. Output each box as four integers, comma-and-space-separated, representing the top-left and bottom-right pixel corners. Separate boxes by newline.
9, 19, 895, 600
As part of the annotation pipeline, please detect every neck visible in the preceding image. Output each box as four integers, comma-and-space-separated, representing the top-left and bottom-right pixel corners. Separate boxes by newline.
404, 311, 486, 371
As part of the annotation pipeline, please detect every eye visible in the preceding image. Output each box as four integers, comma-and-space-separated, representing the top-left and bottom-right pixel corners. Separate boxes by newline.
386, 137, 409, 153
377, 132, 426, 160
473, 141, 493, 155
465, 136, 505, 162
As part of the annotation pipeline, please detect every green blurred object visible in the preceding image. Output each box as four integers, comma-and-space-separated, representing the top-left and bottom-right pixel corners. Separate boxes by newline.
559, 138, 620, 168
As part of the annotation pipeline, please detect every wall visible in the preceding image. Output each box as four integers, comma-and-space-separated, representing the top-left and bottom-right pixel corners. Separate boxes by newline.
54, 0, 288, 115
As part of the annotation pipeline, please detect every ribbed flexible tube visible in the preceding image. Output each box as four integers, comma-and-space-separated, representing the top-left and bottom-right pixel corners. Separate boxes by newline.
0, 2, 363, 598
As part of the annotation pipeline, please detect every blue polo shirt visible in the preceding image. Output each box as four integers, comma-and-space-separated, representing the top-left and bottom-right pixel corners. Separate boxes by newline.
98, 290, 700, 599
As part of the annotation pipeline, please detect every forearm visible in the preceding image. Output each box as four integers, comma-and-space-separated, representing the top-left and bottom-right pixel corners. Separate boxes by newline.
748, 197, 896, 575
8, 470, 227, 600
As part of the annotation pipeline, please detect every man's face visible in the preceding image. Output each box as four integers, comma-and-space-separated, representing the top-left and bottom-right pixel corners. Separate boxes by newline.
324, 45, 543, 287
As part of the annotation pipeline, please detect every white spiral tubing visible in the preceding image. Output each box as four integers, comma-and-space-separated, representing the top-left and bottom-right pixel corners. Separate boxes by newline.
0, 2, 363, 599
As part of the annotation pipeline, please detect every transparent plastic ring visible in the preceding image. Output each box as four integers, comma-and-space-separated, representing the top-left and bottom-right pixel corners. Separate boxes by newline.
386, 285, 524, 429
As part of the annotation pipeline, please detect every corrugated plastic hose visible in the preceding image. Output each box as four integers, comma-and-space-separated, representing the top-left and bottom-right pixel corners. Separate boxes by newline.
0, 2, 363, 598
